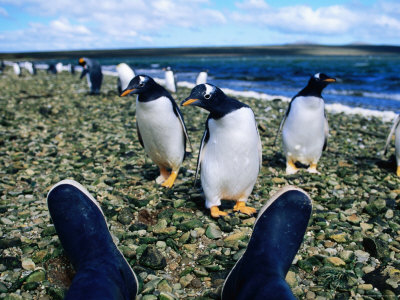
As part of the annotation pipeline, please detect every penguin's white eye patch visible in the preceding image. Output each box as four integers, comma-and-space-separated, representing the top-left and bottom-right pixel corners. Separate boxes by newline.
204, 94, 211, 99
314, 73, 321, 79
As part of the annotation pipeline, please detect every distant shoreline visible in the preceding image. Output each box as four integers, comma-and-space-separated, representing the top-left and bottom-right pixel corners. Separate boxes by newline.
1, 44, 400, 60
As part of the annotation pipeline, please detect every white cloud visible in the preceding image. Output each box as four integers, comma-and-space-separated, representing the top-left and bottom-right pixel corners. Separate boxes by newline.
0, 6, 7, 16
232, 3, 357, 35
0, 0, 399, 50
235, 0, 268, 10
232, 1, 400, 43
0, 0, 227, 50
50, 17, 91, 35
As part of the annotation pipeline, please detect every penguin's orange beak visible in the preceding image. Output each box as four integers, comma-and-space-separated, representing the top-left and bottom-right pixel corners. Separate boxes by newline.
79, 58, 85, 64
120, 89, 135, 97
182, 98, 199, 106
323, 78, 336, 83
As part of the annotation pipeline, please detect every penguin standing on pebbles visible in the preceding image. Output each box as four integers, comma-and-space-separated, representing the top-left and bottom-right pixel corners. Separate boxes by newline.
13, 62, 21, 76
120, 75, 191, 188
277, 73, 335, 175
116, 63, 135, 94
181, 84, 261, 218
383, 114, 400, 176
78, 57, 103, 95
164, 67, 177, 93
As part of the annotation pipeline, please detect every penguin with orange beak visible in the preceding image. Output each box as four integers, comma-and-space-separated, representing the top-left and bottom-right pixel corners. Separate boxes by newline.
120, 75, 191, 188
78, 57, 103, 95
181, 84, 261, 218
277, 73, 336, 175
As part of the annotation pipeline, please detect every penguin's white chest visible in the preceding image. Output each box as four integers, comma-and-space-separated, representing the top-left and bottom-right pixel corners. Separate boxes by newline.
395, 124, 400, 164
117, 65, 135, 91
201, 108, 260, 206
196, 72, 208, 85
165, 71, 176, 93
136, 97, 184, 169
282, 96, 326, 164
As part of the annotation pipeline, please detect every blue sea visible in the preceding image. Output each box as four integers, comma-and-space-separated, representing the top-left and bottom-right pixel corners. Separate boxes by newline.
51, 55, 400, 113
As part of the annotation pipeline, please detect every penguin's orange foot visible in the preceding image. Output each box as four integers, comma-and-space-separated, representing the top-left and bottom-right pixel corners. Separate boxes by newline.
307, 163, 320, 174
156, 167, 170, 184
233, 201, 257, 215
397, 166, 400, 177
161, 171, 178, 188
210, 206, 228, 218
286, 160, 298, 175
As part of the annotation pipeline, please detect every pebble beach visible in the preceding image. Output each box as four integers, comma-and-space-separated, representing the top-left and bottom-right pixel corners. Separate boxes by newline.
1, 67, 400, 299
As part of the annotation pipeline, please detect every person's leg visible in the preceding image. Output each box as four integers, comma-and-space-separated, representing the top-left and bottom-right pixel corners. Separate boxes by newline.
221, 186, 312, 300
47, 180, 138, 300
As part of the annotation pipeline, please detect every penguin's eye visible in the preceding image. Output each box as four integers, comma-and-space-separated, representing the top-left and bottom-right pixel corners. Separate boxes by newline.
139, 83, 144, 87
204, 94, 211, 99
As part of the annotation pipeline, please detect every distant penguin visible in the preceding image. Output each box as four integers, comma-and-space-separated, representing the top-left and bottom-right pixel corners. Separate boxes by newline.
13, 63, 21, 76
196, 70, 208, 85
181, 84, 261, 218
116, 63, 135, 94
78, 57, 103, 95
0, 60, 5, 74
276, 73, 336, 175
164, 67, 177, 93
120, 75, 191, 188
24, 62, 36, 75
55, 62, 63, 73
68, 64, 75, 75
383, 114, 400, 176
47, 64, 57, 75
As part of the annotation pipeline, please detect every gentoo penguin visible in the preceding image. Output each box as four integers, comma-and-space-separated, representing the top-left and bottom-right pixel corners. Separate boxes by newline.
196, 70, 208, 85
13, 63, 21, 76
383, 114, 400, 176
55, 62, 63, 73
181, 84, 261, 218
68, 64, 75, 75
120, 75, 191, 188
47, 64, 57, 74
0, 60, 5, 74
24, 62, 36, 75
277, 73, 335, 175
164, 67, 177, 93
116, 63, 135, 94
78, 57, 103, 95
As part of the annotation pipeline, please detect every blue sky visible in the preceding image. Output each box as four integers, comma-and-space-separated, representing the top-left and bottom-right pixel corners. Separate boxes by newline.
0, 0, 399, 52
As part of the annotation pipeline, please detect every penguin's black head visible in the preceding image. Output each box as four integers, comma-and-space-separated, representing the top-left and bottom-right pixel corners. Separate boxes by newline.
78, 58, 86, 67
181, 84, 225, 110
120, 75, 155, 97
309, 73, 336, 88
299, 73, 336, 97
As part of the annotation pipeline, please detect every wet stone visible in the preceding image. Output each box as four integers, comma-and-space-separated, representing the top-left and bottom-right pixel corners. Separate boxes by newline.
177, 219, 203, 231
139, 246, 167, 270
0, 237, 21, 249
117, 207, 133, 225
206, 223, 222, 239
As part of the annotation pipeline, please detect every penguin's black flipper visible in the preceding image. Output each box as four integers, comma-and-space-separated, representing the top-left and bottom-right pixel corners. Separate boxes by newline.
195, 118, 210, 185
323, 115, 329, 151
384, 115, 400, 156
274, 100, 293, 146
170, 97, 193, 153
136, 121, 144, 148
117, 78, 122, 94
80, 68, 88, 79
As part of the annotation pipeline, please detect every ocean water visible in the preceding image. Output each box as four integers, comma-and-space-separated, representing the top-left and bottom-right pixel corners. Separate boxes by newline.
53, 55, 400, 114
